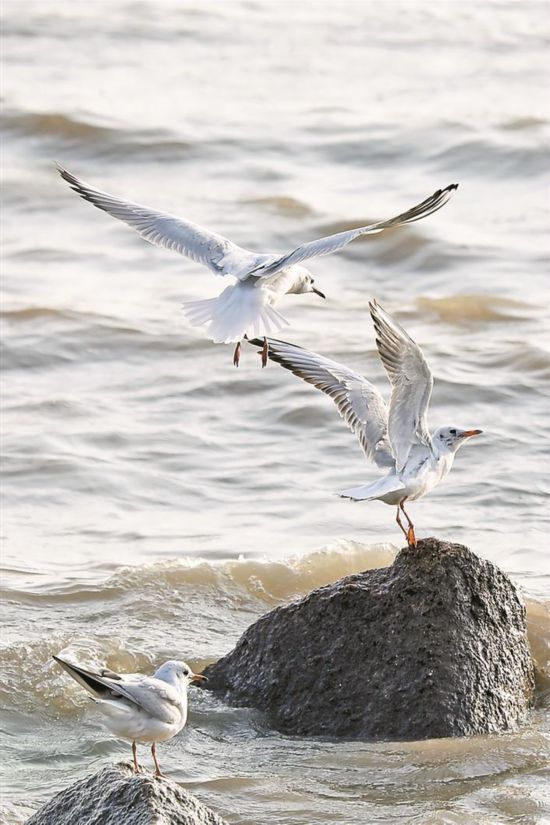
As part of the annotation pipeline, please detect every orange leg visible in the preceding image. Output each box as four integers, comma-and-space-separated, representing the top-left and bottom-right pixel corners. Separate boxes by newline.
151, 742, 162, 778
395, 506, 408, 540
233, 340, 241, 367
131, 741, 140, 773
261, 337, 269, 368
399, 499, 416, 547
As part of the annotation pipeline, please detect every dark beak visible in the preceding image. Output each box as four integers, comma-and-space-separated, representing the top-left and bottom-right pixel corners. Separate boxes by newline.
312, 287, 326, 299
461, 429, 483, 438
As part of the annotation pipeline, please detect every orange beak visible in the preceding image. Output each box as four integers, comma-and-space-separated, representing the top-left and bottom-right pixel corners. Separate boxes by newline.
191, 672, 208, 683
462, 429, 482, 438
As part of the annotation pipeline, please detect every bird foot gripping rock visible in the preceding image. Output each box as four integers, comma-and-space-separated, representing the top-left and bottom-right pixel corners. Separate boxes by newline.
202, 537, 535, 740
25, 762, 229, 825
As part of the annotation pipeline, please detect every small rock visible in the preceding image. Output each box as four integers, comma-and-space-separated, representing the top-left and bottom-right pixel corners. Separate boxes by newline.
26, 762, 228, 825
203, 537, 535, 739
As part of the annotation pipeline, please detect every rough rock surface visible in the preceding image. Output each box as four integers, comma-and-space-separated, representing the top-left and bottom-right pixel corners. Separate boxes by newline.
203, 537, 535, 739
26, 763, 228, 825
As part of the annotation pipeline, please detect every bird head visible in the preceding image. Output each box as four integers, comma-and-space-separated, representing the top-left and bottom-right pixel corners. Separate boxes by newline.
433, 427, 483, 453
289, 267, 326, 299
154, 660, 207, 687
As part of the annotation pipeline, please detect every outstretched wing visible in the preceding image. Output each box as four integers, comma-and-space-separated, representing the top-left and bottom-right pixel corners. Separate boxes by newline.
57, 165, 264, 279
249, 337, 394, 469
369, 300, 433, 472
249, 184, 458, 278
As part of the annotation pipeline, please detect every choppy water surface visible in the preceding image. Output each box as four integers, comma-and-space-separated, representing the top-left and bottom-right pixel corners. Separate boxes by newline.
1, 1, 549, 823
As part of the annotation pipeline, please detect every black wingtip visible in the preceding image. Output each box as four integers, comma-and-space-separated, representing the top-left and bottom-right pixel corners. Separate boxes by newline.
246, 336, 308, 353
56, 163, 75, 185
56, 164, 84, 191
52, 653, 70, 670
369, 298, 387, 320
433, 183, 458, 198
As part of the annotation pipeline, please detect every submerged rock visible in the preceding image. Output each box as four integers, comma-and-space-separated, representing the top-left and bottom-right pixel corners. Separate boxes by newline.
203, 537, 535, 739
26, 763, 228, 825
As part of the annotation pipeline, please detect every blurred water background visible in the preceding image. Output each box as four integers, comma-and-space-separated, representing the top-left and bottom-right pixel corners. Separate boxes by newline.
1, 1, 550, 822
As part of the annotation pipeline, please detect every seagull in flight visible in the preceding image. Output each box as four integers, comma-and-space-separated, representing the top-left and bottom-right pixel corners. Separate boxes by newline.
53, 654, 206, 777
57, 164, 457, 366
249, 301, 482, 546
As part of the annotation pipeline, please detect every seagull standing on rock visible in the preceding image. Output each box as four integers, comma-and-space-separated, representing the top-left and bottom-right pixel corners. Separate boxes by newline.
57, 165, 457, 366
53, 655, 206, 777
250, 300, 482, 546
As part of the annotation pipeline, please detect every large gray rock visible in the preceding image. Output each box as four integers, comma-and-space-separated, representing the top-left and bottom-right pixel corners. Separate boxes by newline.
203, 537, 535, 739
26, 763, 228, 825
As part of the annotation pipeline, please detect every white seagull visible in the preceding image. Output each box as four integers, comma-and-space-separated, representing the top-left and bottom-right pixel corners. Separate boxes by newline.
249, 301, 482, 546
53, 654, 206, 776
56, 164, 457, 366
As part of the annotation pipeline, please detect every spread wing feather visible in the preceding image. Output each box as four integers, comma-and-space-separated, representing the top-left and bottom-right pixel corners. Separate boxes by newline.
249, 184, 458, 278
249, 337, 394, 469
57, 164, 264, 279
369, 300, 433, 472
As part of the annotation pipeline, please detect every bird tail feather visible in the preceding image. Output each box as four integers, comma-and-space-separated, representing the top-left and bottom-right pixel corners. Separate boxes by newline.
339, 476, 404, 502
182, 284, 289, 344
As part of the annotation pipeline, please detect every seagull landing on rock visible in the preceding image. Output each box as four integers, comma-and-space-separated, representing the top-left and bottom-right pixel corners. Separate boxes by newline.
249, 301, 482, 546
56, 164, 458, 367
53, 655, 206, 777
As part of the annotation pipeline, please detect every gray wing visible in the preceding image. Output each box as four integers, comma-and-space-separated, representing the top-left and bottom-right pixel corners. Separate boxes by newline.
57, 165, 264, 279
369, 300, 433, 473
115, 677, 182, 724
53, 656, 179, 723
249, 184, 458, 278
249, 337, 394, 469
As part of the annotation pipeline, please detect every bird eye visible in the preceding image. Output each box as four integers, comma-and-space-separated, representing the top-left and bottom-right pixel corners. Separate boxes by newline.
450, 429, 456, 436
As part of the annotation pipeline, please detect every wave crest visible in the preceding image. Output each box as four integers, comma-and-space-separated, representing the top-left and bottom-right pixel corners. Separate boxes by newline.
108, 540, 397, 603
